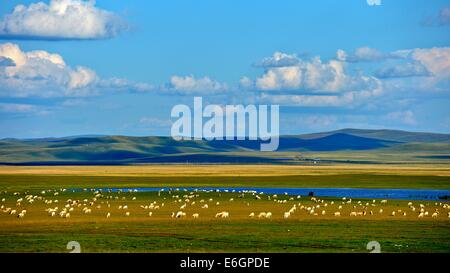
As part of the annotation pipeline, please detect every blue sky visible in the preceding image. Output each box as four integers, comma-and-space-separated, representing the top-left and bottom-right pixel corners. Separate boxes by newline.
0, 0, 449, 138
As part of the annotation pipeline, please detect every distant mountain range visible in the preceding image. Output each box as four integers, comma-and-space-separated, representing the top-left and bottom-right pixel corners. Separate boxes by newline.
0, 129, 449, 165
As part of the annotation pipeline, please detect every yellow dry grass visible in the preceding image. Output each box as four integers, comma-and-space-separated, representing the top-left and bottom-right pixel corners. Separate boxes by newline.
0, 164, 449, 177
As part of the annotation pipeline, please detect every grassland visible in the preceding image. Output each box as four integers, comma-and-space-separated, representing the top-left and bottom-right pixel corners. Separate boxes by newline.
0, 164, 449, 253
0, 164, 450, 191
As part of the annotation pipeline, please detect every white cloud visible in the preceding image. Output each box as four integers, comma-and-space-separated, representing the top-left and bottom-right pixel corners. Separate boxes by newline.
337, 47, 393, 62
256, 51, 299, 67
163, 75, 228, 95
366, 0, 381, 6
244, 51, 384, 107
0, 43, 151, 97
254, 57, 347, 92
0, 0, 127, 40
0, 102, 49, 115
410, 47, 450, 78
378, 47, 450, 93
375, 61, 431, 78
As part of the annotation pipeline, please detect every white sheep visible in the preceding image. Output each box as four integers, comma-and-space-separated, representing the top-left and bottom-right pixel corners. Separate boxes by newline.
215, 211, 229, 218
192, 213, 199, 219
334, 212, 341, 216
283, 212, 290, 219
148, 212, 153, 217
106, 212, 111, 218
249, 212, 255, 218
125, 212, 130, 216
176, 211, 186, 218
265, 212, 272, 219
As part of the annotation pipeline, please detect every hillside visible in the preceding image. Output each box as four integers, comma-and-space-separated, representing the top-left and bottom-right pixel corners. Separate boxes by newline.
0, 129, 449, 165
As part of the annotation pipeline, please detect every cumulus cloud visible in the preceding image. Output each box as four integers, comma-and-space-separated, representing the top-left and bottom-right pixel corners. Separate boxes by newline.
410, 47, 450, 78
0, 0, 127, 40
163, 75, 228, 95
252, 57, 347, 92
0, 43, 151, 98
255, 52, 300, 67
242, 52, 384, 107
375, 47, 450, 93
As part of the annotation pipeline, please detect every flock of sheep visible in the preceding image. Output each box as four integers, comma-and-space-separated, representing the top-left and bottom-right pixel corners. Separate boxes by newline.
1, 188, 450, 221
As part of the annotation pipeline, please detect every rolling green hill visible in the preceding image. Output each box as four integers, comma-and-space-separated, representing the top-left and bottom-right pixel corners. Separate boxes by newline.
0, 129, 449, 165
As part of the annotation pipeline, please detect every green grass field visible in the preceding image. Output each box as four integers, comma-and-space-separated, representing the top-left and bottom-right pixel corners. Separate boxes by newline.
0, 165, 449, 253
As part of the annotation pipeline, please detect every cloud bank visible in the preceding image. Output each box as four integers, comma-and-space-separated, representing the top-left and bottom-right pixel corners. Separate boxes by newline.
0, 0, 127, 40
0, 43, 151, 98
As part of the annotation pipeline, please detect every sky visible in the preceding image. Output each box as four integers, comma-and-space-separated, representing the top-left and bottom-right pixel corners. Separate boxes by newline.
0, 0, 449, 138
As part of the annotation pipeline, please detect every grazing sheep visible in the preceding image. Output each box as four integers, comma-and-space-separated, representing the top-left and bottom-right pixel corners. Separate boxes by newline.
258, 212, 267, 218
106, 212, 111, 218
432, 212, 438, 218
176, 211, 186, 218
249, 212, 255, 218
379, 209, 383, 214
391, 211, 396, 216
10, 210, 16, 215
350, 212, 357, 217
334, 212, 341, 217
418, 212, 424, 218
265, 212, 272, 219
321, 210, 326, 215
65, 213, 70, 218
215, 211, 229, 218
17, 212, 25, 218
148, 212, 153, 217
283, 212, 290, 219
125, 212, 130, 216
202, 204, 209, 209
192, 213, 199, 219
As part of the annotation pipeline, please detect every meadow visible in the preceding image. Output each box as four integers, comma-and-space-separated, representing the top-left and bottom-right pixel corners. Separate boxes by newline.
0, 165, 449, 253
